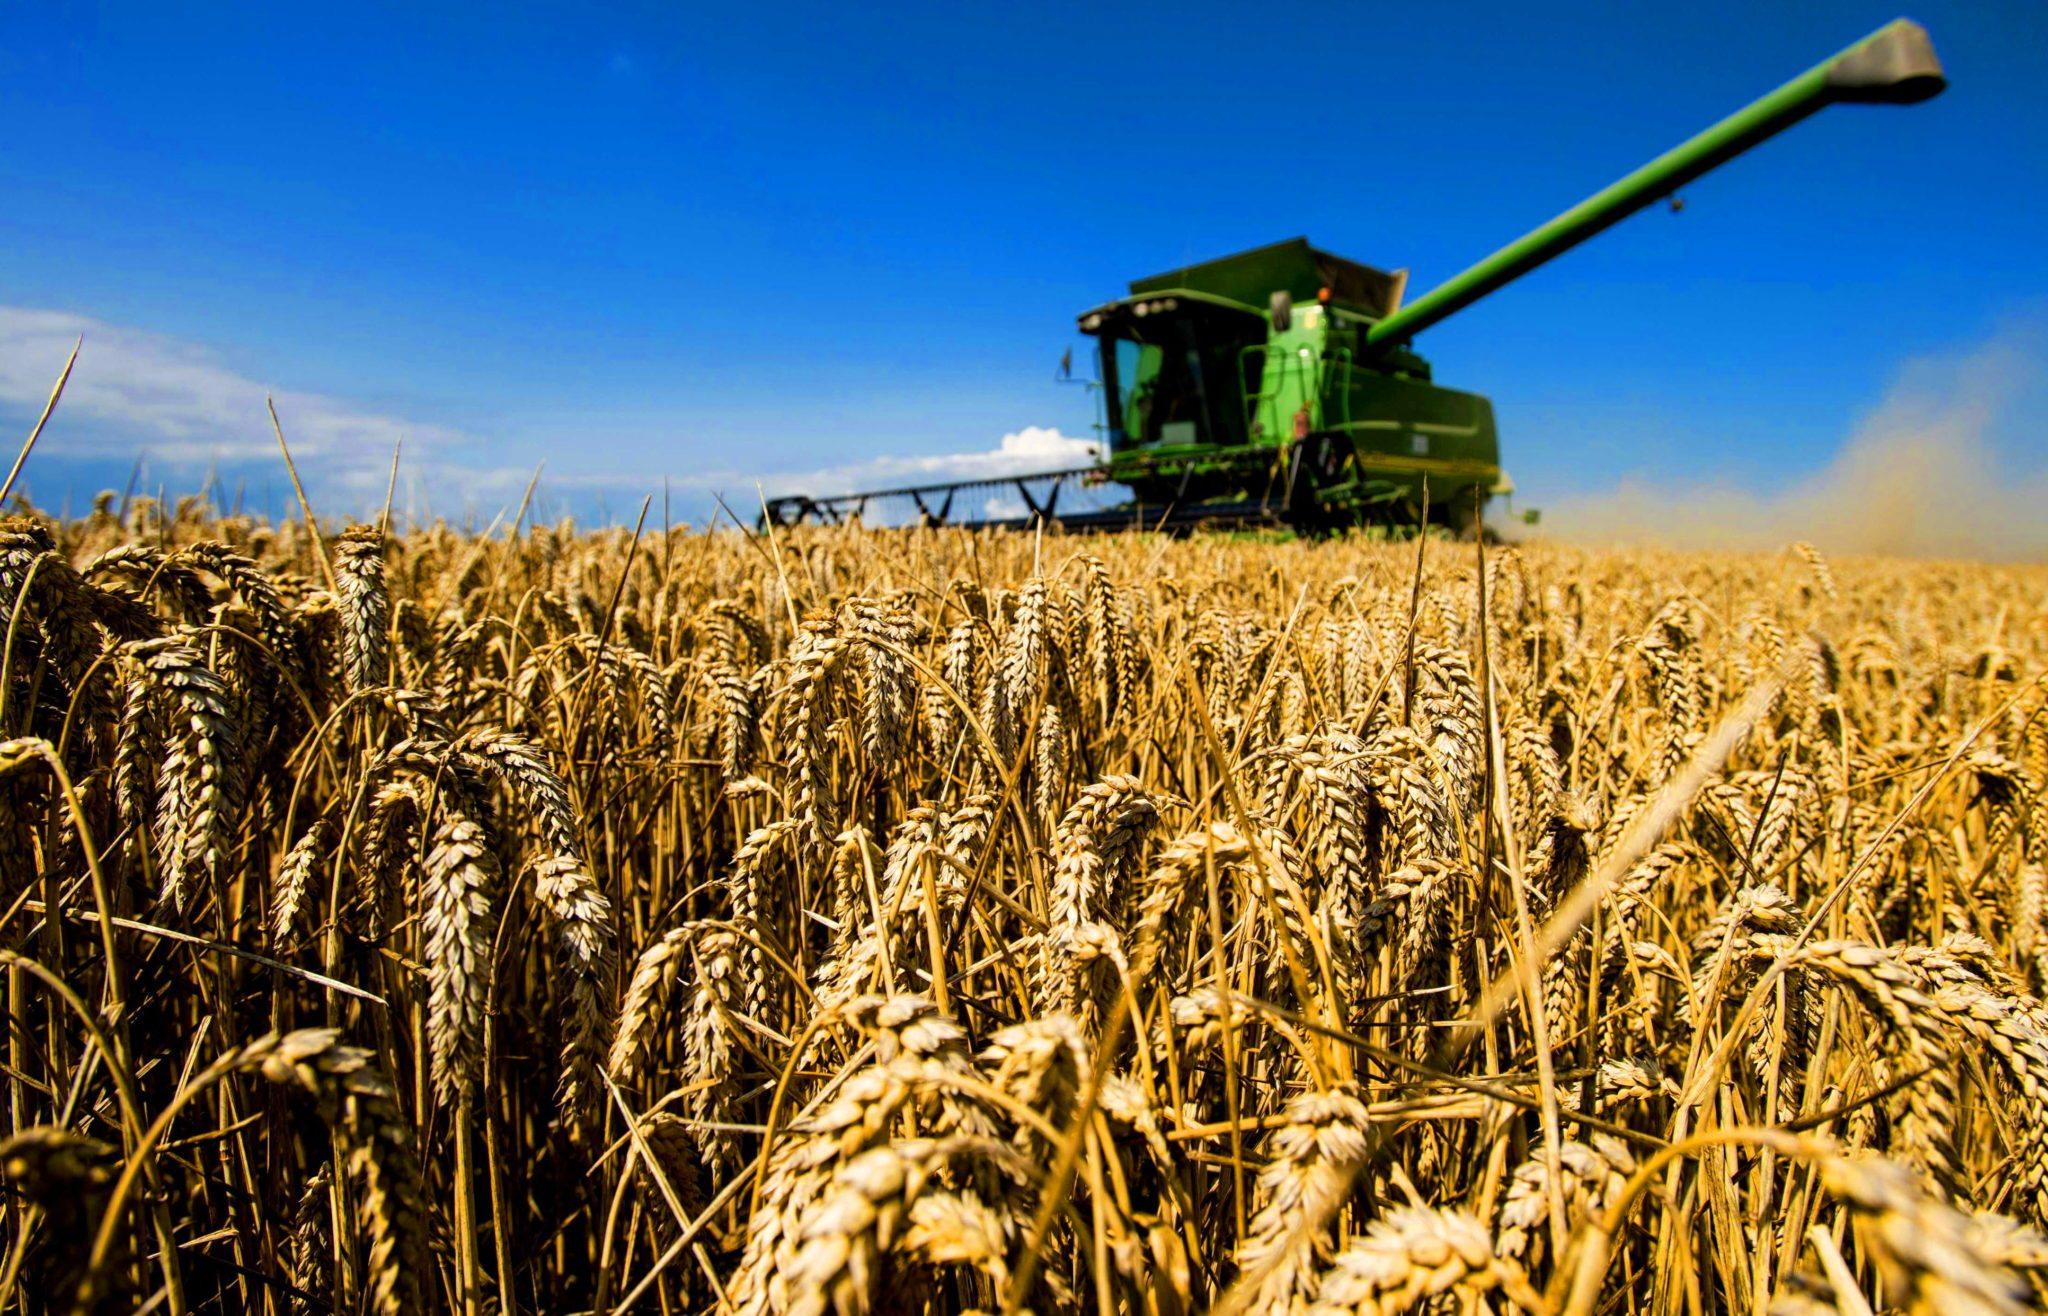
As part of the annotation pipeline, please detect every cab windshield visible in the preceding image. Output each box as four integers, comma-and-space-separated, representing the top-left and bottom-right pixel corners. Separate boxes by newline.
1097, 305, 1265, 451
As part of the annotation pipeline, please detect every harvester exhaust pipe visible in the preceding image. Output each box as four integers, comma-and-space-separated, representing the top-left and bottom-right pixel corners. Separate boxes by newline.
1364, 18, 1945, 351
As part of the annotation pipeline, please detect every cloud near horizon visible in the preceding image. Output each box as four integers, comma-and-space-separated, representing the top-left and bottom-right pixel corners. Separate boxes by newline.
747, 425, 1101, 498
0, 307, 476, 469
382, 425, 1107, 524
0, 304, 1103, 519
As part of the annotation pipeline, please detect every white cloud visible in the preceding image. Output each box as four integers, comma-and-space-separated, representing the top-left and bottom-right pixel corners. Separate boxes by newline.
751, 425, 1101, 497
398, 425, 1104, 511
0, 303, 1109, 524
0, 306, 473, 463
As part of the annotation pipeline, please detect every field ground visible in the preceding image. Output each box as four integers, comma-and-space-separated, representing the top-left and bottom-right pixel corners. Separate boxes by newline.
2, 504, 2046, 1314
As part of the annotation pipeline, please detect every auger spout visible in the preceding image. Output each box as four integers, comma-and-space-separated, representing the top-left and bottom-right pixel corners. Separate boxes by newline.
1364, 18, 1944, 351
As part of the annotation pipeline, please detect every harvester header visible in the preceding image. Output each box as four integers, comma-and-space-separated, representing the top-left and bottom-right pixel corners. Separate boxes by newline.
761, 18, 1945, 534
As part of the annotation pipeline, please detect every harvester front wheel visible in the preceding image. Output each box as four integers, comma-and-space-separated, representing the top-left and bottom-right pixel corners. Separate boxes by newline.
1282, 433, 1354, 534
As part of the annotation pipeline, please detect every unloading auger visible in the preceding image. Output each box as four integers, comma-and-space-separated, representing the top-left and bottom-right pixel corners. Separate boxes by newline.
762, 18, 1944, 534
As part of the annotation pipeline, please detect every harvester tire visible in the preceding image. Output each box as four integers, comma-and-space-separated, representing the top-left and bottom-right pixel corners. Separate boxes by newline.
1283, 433, 1353, 533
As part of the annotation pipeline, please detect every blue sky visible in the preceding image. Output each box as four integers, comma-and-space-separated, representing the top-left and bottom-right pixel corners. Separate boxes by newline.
1, 1, 2042, 527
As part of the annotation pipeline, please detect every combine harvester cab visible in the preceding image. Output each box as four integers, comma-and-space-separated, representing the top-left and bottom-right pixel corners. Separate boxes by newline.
1078, 239, 1501, 530
762, 18, 1943, 534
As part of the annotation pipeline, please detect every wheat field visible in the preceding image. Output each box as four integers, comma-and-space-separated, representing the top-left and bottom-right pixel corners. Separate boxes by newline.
1, 497, 2045, 1315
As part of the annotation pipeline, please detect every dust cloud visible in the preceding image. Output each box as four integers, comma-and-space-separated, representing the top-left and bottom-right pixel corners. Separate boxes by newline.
1540, 328, 2048, 561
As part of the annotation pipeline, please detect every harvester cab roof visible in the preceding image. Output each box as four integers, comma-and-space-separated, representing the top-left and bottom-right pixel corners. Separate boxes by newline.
1126, 238, 1407, 322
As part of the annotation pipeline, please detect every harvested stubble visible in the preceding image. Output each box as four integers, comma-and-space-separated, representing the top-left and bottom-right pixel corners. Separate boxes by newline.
1, 496, 2047, 1315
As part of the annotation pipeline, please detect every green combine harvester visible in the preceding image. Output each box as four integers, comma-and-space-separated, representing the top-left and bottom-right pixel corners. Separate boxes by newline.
763, 18, 1944, 534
